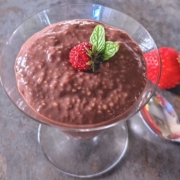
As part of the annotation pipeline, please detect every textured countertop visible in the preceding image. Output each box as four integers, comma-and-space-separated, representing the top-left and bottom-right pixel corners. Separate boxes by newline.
0, 0, 180, 180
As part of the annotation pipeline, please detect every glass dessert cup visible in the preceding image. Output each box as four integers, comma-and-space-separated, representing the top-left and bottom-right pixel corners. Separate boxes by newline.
0, 3, 161, 178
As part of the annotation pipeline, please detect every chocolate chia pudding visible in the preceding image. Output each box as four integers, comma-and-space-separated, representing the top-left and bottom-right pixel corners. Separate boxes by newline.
14, 19, 147, 126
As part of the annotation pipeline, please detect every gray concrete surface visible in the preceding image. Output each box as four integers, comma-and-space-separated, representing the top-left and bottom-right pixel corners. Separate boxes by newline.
0, 0, 180, 180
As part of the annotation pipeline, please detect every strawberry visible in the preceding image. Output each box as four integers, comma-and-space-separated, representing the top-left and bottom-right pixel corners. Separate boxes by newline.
69, 42, 100, 72
144, 47, 180, 89
69, 42, 93, 71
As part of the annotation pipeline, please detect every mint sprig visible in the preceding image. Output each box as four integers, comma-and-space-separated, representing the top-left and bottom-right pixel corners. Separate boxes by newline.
90, 25, 120, 61
87, 25, 120, 72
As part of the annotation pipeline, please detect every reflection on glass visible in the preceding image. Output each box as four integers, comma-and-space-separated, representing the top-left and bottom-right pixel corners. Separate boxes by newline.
92, 5, 102, 20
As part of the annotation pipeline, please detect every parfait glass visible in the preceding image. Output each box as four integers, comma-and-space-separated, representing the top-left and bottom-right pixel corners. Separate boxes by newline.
0, 3, 161, 178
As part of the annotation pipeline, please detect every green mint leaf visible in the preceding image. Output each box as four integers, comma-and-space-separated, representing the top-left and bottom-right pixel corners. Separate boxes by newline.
90, 25, 105, 53
103, 41, 120, 61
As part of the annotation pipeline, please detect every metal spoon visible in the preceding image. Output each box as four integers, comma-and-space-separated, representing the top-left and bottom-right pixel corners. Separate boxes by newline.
140, 92, 180, 142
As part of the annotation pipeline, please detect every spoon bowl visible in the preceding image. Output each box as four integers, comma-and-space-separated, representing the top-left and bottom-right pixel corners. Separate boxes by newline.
140, 91, 180, 142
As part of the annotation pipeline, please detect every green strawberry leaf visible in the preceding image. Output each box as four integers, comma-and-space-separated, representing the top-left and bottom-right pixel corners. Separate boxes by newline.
90, 25, 105, 53
103, 41, 120, 61
86, 61, 92, 65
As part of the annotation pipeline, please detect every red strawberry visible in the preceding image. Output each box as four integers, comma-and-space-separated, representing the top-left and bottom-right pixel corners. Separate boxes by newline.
69, 42, 93, 71
144, 47, 180, 89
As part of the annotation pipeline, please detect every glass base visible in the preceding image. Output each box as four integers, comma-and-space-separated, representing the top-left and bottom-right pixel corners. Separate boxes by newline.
38, 122, 128, 178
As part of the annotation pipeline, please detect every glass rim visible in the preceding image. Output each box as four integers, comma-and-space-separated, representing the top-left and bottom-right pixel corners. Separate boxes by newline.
0, 2, 161, 132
